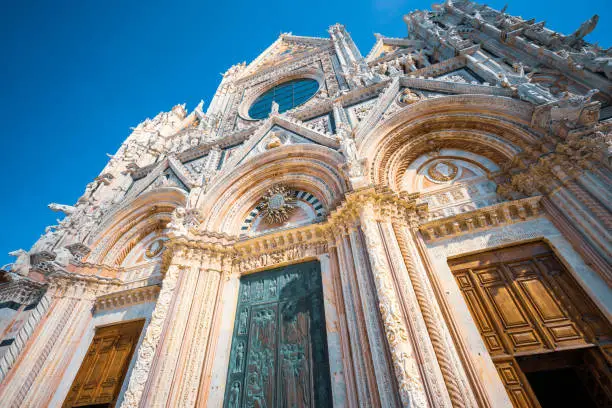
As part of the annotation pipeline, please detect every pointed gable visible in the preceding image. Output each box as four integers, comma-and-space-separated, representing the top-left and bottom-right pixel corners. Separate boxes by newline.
240, 34, 332, 78
365, 35, 426, 63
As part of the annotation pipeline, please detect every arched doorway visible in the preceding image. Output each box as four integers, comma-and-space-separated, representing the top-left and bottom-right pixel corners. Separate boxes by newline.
449, 241, 612, 407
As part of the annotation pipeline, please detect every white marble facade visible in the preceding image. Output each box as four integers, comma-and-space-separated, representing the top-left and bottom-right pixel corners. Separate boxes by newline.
0, 2, 611, 407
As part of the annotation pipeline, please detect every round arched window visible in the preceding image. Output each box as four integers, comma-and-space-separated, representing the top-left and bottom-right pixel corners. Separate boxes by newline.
248, 78, 319, 119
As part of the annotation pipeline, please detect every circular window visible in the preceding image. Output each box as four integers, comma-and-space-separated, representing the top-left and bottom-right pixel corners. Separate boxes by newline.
248, 78, 319, 120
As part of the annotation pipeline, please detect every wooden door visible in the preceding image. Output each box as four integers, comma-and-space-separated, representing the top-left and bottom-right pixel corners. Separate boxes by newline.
449, 241, 612, 407
224, 261, 332, 408
63, 319, 144, 408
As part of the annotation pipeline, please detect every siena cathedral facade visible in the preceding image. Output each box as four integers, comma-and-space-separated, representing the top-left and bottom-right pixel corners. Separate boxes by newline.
1, 1, 611, 407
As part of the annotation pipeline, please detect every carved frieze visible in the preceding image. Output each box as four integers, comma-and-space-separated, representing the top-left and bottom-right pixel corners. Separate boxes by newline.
94, 285, 160, 311
0, 279, 47, 306
419, 196, 543, 241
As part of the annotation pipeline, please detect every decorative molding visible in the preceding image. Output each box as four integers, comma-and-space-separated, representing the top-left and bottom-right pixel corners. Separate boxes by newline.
359, 207, 428, 407
120, 264, 182, 408
401, 76, 515, 97
94, 285, 160, 311
0, 293, 51, 382
161, 187, 426, 276
419, 196, 543, 241
0, 278, 46, 305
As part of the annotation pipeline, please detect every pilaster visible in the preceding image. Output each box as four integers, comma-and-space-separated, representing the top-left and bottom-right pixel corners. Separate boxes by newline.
0, 274, 117, 407
348, 225, 402, 407
333, 230, 380, 407
358, 205, 428, 407
120, 264, 182, 408
389, 222, 479, 408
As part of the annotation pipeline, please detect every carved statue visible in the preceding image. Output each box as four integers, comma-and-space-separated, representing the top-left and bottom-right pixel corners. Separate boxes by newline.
336, 124, 358, 162
549, 89, 600, 125
497, 72, 512, 88
517, 82, 555, 105
270, 101, 280, 115
228, 382, 240, 408
233, 342, 245, 373
513, 62, 526, 77
404, 53, 417, 71
566, 15, 599, 46
7, 249, 30, 276
48, 203, 76, 216
223, 62, 246, 78
567, 47, 612, 79
167, 207, 188, 235
399, 88, 421, 105
53, 247, 74, 267
376, 61, 388, 75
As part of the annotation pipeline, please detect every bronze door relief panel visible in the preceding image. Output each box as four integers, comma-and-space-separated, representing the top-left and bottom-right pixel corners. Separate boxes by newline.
224, 261, 332, 408
449, 241, 612, 408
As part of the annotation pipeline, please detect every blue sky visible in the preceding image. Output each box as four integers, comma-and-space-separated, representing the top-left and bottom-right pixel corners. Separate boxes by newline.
0, 0, 610, 266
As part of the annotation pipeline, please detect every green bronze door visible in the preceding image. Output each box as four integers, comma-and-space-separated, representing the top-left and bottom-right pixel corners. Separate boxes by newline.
224, 261, 332, 407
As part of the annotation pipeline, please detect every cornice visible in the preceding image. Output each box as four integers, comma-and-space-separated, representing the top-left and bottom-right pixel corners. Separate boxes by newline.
49, 269, 123, 287
282, 34, 331, 46
338, 80, 390, 107
419, 196, 543, 241
237, 46, 335, 85
404, 55, 467, 78
161, 186, 426, 274
401, 76, 515, 97
0, 278, 47, 305
94, 285, 160, 312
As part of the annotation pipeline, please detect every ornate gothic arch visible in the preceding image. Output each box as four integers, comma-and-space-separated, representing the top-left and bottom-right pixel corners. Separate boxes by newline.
85, 188, 187, 265
198, 144, 347, 234
358, 95, 542, 190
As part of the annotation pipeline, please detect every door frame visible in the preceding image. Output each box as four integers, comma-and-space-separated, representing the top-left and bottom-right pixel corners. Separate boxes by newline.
421, 217, 612, 407
205, 254, 348, 406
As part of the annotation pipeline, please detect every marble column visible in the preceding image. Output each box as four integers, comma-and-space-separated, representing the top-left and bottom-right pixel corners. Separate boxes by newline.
327, 245, 359, 407
333, 230, 381, 407
166, 266, 222, 407
141, 263, 202, 406
204, 273, 240, 405
136, 251, 225, 408
387, 221, 478, 408
120, 264, 182, 408
0, 279, 102, 407
318, 252, 349, 407
358, 205, 429, 408
548, 166, 612, 265
0, 291, 51, 382
348, 226, 402, 407
378, 221, 454, 408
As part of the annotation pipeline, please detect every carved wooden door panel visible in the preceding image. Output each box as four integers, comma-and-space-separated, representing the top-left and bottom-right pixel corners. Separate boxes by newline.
449, 241, 612, 408
224, 261, 332, 408
63, 319, 144, 408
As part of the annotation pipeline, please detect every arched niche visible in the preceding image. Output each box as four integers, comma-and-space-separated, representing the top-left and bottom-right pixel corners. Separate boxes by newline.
84, 188, 186, 281
239, 188, 326, 237
402, 149, 501, 219
198, 144, 347, 235
357, 95, 540, 191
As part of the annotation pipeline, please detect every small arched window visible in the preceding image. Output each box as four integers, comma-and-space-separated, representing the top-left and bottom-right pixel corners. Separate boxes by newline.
248, 78, 319, 119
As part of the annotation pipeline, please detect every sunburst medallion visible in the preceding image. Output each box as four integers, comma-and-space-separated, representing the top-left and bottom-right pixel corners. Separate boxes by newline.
259, 185, 296, 224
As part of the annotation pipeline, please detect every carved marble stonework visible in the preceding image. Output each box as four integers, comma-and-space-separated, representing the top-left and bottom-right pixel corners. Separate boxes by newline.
1, 2, 611, 408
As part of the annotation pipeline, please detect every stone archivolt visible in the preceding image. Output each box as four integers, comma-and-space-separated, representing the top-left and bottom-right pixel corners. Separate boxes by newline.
1, 3, 611, 408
